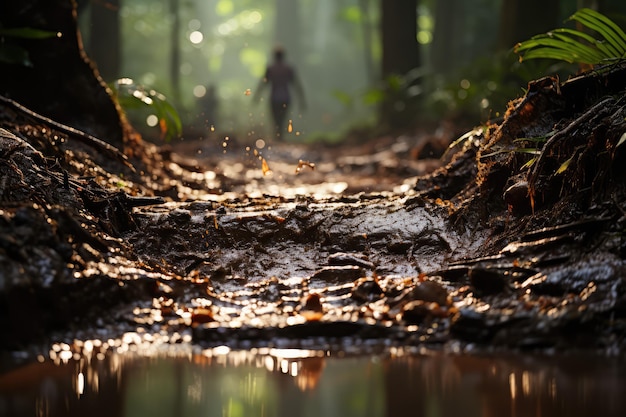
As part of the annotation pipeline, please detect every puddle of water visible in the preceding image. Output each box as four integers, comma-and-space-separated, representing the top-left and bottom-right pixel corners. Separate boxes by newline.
1, 348, 624, 417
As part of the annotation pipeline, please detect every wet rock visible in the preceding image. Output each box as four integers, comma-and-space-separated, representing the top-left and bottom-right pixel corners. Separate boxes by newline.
503, 180, 531, 213
542, 259, 620, 293
299, 293, 324, 321
301, 293, 324, 313
400, 300, 445, 324
351, 277, 384, 302
168, 208, 192, 223
433, 265, 469, 283
209, 266, 229, 281
449, 309, 496, 343
469, 267, 508, 295
252, 276, 293, 303
310, 266, 365, 283
520, 273, 566, 296
408, 280, 449, 305
401, 300, 431, 324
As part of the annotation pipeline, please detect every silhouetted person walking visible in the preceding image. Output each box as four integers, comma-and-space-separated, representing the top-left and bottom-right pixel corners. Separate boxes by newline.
255, 46, 306, 139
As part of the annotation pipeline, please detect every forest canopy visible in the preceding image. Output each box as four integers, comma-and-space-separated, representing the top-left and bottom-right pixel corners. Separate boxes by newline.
73, 0, 626, 141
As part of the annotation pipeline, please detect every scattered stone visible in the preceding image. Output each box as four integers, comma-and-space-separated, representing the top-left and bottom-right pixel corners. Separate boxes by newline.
351, 277, 384, 302
469, 267, 508, 296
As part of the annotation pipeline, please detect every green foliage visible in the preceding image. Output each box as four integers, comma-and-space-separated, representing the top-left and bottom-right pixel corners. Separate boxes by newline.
514, 8, 626, 65
510, 9, 626, 191
110, 78, 182, 142
422, 53, 528, 123
0, 26, 58, 66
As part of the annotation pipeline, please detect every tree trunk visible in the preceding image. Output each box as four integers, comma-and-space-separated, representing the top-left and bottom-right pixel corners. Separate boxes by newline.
381, 0, 419, 78
88, 0, 120, 81
169, 0, 181, 104
380, 0, 420, 129
496, 0, 560, 51
0, 0, 125, 149
431, 0, 466, 74
358, 0, 377, 84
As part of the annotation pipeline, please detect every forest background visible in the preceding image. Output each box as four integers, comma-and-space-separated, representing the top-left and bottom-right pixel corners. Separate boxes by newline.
77, 0, 626, 144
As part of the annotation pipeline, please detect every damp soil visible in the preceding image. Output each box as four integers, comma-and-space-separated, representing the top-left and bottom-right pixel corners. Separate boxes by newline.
1, 65, 626, 360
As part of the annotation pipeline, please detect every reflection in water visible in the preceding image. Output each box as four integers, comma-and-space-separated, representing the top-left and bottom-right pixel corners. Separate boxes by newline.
1, 346, 625, 417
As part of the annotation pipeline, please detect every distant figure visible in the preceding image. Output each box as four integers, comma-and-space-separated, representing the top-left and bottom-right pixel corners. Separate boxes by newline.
255, 46, 306, 139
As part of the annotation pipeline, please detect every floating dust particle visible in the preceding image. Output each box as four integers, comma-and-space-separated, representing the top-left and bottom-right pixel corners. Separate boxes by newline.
210, 125, 215, 132
295, 159, 316, 174
262, 158, 272, 176
288, 119, 293, 133
244, 88, 251, 96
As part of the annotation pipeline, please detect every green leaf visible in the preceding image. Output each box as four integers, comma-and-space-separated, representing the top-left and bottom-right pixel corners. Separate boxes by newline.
516, 34, 605, 64
550, 32, 607, 62
515, 148, 542, 155
556, 156, 574, 174
617, 132, 626, 148
109, 78, 182, 142
521, 157, 538, 169
444, 127, 483, 157
570, 9, 626, 56
0, 27, 58, 39
513, 130, 557, 144
514, 8, 626, 65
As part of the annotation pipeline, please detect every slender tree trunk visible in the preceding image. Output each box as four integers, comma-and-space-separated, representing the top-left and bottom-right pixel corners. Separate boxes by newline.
380, 0, 420, 129
88, 0, 120, 81
358, 0, 376, 83
431, 0, 465, 74
381, 0, 419, 78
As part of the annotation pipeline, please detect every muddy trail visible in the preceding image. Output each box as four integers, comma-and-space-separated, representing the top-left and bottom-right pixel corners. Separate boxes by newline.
2, 65, 626, 359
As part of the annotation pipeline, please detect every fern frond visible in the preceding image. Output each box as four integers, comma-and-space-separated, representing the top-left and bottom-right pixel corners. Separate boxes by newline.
514, 8, 626, 65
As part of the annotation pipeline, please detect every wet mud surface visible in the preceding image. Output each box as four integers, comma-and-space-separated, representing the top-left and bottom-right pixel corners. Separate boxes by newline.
2, 66, 626, 358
